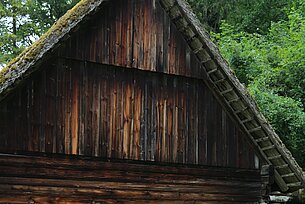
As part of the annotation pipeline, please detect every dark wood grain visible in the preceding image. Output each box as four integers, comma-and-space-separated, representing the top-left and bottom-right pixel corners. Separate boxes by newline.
0, 60, 256, 169
0, 153, 262, 203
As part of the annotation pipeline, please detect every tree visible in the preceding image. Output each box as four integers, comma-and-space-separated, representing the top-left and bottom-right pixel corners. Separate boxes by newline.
212, 4, 305, 168
0, 0, 31, 65
187, 0, 294, 34
0, 0, 79, 66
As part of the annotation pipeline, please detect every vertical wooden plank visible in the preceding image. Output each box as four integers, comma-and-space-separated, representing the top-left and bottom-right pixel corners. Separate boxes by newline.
187, 79, 195, 164
112, 72, 118, 158
133, 79, 141, 160
96, 12, 103, 63
30, 74, 39, 152
78, 61, 86, 155
227, 116, 237, 168
20, 85, 28, 151
56, 60, 64, 154
115, 0, 122, 66
143, 0, 151, 70
103, 7, 110, 65
155, 79, 161, 162
120, 0, 127, 67
221, 110, 227, 166
198, 82, 207, 165
215, 99, 223, 166
177, 78, 186, 163
123, 79, 131, 159
129, 75, 135, 159
108, 4, 115, 65
185, 47, 191, 77
101, 73, 108, 158
126, 0, 134, 67
0, 100, 8, 151
71, 62, 79, 155
163, 6, 170, 74
108, 70, 114, 158
154, 77, 161, 161
206, 91, 214, 165
160, 76, 167, 162
169, 24, 176, 74
172, 78, 178, 163
150, 0, 157, 71
45, 66, 53, 153
117, 73, 124, 159
140, 73, 146, 160
38, 70, 46, 153
10, 92, 18, 152
89, 20, 97, 62
85, 63, 93, 156
132, 0, 138, 68
98, 73, 104, 157
145, 79, 151, 160
175, 27, 181, 75
65, 62, 72, 154
151, 77, 157, 161
194, 81, 199, 164
155, 1, 164, 72
94, 68, 101, 157
132, 0, 140, 68
167, 79, 173, 162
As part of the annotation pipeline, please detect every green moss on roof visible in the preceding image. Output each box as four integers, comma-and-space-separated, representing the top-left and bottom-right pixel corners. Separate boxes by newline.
0, 0, 102, 85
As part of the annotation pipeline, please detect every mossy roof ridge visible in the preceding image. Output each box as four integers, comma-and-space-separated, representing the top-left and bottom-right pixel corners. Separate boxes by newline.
0, 0, 104, 96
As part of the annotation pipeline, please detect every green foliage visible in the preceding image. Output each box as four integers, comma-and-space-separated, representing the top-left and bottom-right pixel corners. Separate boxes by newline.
187, 0, 293, 33
212, 4, 305, 168
0, 0, 79, 66
249, 82, 305, 166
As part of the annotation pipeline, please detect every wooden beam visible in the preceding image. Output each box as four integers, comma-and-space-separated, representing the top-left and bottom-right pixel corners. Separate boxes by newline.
274, 170, 289, 192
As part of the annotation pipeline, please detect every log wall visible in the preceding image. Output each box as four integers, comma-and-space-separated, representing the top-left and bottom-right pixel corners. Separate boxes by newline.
0, 153, 262, 203
0, 59, 256, 169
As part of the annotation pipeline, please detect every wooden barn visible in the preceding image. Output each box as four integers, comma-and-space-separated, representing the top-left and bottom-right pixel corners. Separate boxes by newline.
0, 0, 304, 203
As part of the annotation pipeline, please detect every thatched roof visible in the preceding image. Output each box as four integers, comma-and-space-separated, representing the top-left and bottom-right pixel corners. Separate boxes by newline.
0, 0, 304, 192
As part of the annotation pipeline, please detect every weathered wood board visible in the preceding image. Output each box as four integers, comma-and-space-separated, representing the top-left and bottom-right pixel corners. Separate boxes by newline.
0, 153, 262, 203
0, 60, 256, 169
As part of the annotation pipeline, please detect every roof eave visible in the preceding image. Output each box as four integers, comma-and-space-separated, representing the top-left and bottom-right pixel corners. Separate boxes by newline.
159, 0, 305, 192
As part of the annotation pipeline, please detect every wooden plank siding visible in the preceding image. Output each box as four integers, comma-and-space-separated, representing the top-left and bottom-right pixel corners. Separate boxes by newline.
0, 153, 262, 203
58, 0, 202, 78
0, 60, 256, 169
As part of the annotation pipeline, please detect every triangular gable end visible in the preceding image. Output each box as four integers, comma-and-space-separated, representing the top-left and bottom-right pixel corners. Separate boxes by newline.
0, 0, 304, 193
0, 0, 257, 169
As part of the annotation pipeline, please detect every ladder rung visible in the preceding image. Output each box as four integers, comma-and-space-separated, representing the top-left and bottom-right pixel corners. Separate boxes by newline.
255, 137, 269, 143
208, 68, 218, 75
287, 182, 303, 188
200, 58, 211, 64
172, 14, 183, 23
262, 145, 275, 151
221, 88, 234, 95
228, 98, 239, 104
241, 118, 253, 123
249, 126, 262, 133
214, 78, 226, 84
268, 155, 281, 160
281, 173, 295, 178
275, 164, 289, 169
234, 107, 248, 114
193, 47, 203, 54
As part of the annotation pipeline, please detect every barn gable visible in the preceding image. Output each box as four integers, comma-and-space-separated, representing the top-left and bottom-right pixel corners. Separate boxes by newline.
0, 0, 304, 196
